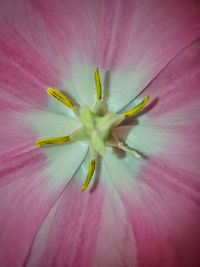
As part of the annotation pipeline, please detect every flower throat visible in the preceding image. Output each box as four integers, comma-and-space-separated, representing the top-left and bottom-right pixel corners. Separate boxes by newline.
35, 69, 149, 191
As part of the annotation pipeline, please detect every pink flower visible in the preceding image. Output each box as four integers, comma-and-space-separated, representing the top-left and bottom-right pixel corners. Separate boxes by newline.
0, 0, 200, 266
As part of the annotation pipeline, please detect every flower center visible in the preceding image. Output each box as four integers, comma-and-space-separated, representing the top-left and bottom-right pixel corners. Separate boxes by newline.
35, 68, 149, 191
72, 105, 124, 155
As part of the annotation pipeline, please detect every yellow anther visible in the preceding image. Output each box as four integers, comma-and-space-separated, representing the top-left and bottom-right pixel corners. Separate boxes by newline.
123, 96, 149, 117
81, 159, 96, 191
35, 135, 71, 146
94, 68, 102, 100
47, 88, 74, 109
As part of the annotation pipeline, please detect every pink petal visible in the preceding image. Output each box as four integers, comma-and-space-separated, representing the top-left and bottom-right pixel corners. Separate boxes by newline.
92, 170, 137, 267
1, 1, 200, 267
25, 180, 105, 267
25, 168, 137, 267
0, 110, 87, 266
133, 39, 200, 175
0, 160, 63, 267
102, 149, 200, 266
0, 148, 87, 267
138, 40, 200, 119
29, 0, 200, 110
116, 40, 200, 266
0, 142, 87, 266
0, 0, 63, 110
120, 156, 200, 267
0, 105, 34, 165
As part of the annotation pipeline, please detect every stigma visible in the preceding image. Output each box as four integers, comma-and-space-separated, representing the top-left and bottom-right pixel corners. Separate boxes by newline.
35, 68, 149, 191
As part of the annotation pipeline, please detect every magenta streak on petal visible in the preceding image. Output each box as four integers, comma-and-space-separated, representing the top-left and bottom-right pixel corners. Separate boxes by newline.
0, 28, 58, 110
167, 125, 200, 175
25, 181, 105, 267
130, 39, 200, 177
28, 0, 97, 64
0, 107, 81, 266
0, 173, 68, 267
92, 181, 137, 267
0, 146, 42, 187
0, 110, 62, 267
139, 40, 200, 118
119, 155, 200, 267
0, 0, 64, 110
117, 39, 200, 266
0, 109, 33, 154
29, 0, 200, 111
0, 1, 199, 267
0, 117, 86, 266
29, 0, 200, 70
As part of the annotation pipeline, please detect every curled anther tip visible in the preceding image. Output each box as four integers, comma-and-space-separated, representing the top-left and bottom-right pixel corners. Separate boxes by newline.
34, 141, 40, 147
81, 186, 87, 192
144, 95, 149, 104
123, 96, 149, 117
47, 87, 54, 94
46, 87, 74, 109
81, 159, 96, 191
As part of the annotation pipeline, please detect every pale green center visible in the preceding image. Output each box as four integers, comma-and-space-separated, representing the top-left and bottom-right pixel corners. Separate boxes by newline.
72, 105, 124, 155
34, 69, 149, 191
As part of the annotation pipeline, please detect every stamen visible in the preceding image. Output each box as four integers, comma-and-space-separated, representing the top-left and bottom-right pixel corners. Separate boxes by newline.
81, 159, 96, 191
47, 88, 74, 109
94, 68, 102, 100
118, 142, 141, 158
123, 96, 149, 117
107, 133, 141, 158
35, 135, 71, 146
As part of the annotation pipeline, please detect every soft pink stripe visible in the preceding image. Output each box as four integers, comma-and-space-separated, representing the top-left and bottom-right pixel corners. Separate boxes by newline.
0, 111, 33, 155
0, 1, 62, 110
139, 40, 200, 118
166, 125, 200, 175
0, 168, 69, 267
92, 183, 137, 267
29, 0, 200, 69
25, 181, 105, 267
0, 110, 70, 266
0, 114, 84, 266
120, 155, 200, 267
29, 0, 200, 111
